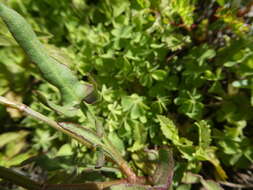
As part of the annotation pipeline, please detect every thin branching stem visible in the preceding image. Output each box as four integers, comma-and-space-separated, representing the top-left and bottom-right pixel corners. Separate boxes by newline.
0, 165, 127, 190
0, 166, 42, 190
0, 96, 138, 183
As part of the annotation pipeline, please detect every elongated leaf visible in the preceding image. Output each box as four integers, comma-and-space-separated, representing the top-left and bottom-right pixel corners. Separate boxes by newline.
0, 34, 16, 46
0, 131, 28, 148
0, 3, 94, 108
157, 115, 180, 145
195, 120, 211, 148
35, 91, 79, 117
4, 151, 34, 167
58, 122, 103, 147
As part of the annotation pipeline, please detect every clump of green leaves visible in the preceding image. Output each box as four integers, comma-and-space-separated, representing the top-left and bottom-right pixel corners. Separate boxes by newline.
0, 0, 253, 189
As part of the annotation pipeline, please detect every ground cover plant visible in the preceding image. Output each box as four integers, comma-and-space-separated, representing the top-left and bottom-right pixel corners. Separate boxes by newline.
0, 0, 253, 189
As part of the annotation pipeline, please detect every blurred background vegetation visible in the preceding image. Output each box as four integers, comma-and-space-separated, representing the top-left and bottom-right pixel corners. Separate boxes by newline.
0, 0, 253, 189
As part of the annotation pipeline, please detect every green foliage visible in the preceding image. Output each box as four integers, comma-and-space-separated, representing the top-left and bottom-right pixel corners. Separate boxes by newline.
0, 0, 253, 189
182, 172, 224, 190
0, 2, 95, 116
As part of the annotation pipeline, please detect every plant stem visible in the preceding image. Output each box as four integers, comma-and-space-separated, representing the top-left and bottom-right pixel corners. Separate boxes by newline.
79, 101, 138, 183
103, 138, 138, 183
0, 166, 42, 190
43, 179, 127, 190
0, 165, 127, 190
0, 96, 88, 145
0, 96, 138, 183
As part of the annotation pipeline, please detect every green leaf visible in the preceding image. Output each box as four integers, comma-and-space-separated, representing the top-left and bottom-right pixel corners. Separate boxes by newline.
108, 132, 125, 155
195, 120, 211, 148
170, 0, 196, 27
182, 172, 200, 184
216, 0, 225, 6
0, 131, 28, 148
198, 49, 216, 66
182, 173, 224, 190
194, 147, 227, 180
35, 91, 80, 117
121, 94, 149, 119
5, 139, 26, 158
151, 70, 167, 81
58, 122, 104, 148
1, 0, 253, 185
200, 179, 224, 190
56, 144, 73, 156
176, 184, 192, 190
111, 0, 130, 18
162, 34, 191, 51
157, 115, 180, 145
0, 33, 16, 46
135, 0, 151, 8
128, 122, 147, 152
4, 151, 35, 167
151, 96, 170, 114
0, 3, 94, 108
174, 90, 204, 120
